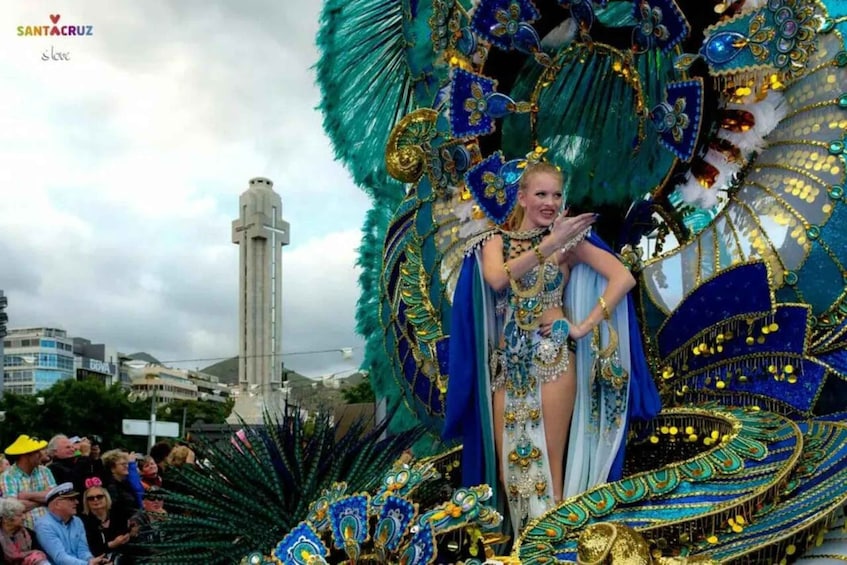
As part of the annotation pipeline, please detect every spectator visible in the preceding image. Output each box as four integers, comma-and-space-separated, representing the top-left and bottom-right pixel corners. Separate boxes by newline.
0, 497, 49, 565
88, 438, 105, 484
47, 435, 94, 495
68, 437, 83, 456
1, 436, 56, 529
80, 478, 133, 561
0, 454, 11, 474
141, 487, 166, 520
148, 442, 171, 477
34, 482, 110, 565
101, 451, 141, 518
162, 445, 195, 471
138, 457, 160, 491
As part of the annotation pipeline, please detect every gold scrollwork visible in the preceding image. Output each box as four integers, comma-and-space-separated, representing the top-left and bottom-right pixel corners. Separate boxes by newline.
385, 108, 439, 183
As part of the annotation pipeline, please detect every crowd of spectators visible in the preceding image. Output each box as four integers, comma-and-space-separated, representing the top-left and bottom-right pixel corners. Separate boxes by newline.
0, 434, 194, 565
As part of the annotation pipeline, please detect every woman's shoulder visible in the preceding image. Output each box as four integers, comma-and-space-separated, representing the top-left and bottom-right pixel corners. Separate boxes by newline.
482, 231, 503, 247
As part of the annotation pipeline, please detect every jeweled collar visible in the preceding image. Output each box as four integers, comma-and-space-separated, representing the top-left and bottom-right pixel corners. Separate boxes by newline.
499, 226, 549, 240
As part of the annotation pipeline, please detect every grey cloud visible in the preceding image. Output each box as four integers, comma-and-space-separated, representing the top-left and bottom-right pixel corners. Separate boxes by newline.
0, 0, 371, 377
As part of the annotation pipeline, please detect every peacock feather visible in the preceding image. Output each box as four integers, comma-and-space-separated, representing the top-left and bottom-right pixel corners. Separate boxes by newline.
139, 408, 424, 564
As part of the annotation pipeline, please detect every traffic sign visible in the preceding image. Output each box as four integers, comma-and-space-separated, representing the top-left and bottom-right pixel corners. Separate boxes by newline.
121, 419, 180, 438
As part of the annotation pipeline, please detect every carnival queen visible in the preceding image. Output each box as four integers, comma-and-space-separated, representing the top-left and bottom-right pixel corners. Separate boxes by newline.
445, 158, 661, 534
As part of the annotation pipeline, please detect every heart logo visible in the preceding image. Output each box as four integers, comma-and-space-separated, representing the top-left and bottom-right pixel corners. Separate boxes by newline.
49, 14, 60, 24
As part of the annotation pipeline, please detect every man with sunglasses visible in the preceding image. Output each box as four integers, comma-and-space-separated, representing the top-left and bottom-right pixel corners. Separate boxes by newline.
35, 482, 111, 565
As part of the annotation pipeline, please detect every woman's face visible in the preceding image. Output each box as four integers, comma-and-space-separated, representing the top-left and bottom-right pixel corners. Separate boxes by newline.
142, 459, 158, 476
86, 489, 108, 511
113, 457, 130, 478
518, 171, 563, 229
0, 458, 10, 472
4, 510, 24, 531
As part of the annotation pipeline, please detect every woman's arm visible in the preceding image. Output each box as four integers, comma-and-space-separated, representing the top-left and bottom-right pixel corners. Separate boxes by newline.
482, 234, 548, 292
569, 241, 636, 339
481, 214, 597, 292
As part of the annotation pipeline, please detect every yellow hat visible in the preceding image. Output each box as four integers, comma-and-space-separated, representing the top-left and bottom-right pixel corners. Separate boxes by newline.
5, 434, 48, 456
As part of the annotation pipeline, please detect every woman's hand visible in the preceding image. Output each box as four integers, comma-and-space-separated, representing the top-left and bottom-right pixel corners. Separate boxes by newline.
549, 211, 596, 248
568, 321, 591, 340
108, 533, 131, 548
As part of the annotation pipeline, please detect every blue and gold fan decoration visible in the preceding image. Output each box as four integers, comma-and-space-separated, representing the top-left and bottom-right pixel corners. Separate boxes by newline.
312, 0, 847, 560
243, 456, 503, 565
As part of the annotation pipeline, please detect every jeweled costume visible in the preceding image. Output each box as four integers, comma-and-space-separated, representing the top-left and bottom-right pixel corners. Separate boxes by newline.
444, 228, 660, 532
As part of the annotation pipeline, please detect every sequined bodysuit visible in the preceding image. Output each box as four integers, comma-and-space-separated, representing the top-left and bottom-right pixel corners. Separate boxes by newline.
490, 229, 574, 528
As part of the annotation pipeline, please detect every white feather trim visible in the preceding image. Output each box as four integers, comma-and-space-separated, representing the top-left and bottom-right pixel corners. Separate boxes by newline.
702, 148, 742, 190
454, 200, 475, 222
719, 91, 789, 155
541, 18, 577, 50
678, 174, 721, 209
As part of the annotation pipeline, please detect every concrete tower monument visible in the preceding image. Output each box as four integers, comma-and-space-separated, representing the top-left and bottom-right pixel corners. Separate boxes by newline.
231, 177, 290, 422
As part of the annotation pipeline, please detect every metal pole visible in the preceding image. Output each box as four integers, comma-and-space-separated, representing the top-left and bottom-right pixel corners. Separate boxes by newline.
148, 387, 157, 453
181, 406, 187, 438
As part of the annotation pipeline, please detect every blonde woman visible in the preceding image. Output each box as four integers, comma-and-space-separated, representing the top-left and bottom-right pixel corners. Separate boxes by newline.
445, 162, 661, 534
80, 478, 133, 558
101, 450, 141, 518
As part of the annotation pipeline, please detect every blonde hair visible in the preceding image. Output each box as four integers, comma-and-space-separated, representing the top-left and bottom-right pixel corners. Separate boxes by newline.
506, 162, 565, 230
163, 445, 195, 469
102, 449, 129, 472
82, 487, 112, 515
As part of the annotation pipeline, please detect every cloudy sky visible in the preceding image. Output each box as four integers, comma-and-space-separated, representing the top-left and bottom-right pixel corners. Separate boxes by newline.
1, 1, 372, 379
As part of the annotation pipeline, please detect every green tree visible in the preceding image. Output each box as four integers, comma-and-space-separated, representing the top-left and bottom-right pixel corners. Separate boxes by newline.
156, 397, 235, 430
340, 375, 376, 404
0, 380, 235, 453
0, 379, 149, 452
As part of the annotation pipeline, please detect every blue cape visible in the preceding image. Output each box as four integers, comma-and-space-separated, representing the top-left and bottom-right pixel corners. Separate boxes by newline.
443, 233, 661, 491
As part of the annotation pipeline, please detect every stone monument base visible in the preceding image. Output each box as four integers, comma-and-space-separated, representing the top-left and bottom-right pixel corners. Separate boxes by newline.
226, 388, 289, 425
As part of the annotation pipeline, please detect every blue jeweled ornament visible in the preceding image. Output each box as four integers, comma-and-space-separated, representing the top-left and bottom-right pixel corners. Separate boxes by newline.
449, 68, 499, 139
456, 26, 477, 55
465, 151, 520, 224
471, 0, 541, 51
273, 523, 329, 565
632, 0, 689, 54
651, 79, 704, 162
702, 31, 746, 65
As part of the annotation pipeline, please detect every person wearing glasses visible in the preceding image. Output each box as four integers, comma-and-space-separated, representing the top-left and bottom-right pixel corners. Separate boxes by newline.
80, 478, 134, 563
34, 482, 110, 565
100, 452, 140, 521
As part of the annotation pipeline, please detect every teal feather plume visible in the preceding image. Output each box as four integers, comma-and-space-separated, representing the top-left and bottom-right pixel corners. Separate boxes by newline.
138, 408, 424, 564
317, 0, 416, 194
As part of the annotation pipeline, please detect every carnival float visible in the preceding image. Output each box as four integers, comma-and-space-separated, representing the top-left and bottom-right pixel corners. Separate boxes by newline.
146, 0, 847, 562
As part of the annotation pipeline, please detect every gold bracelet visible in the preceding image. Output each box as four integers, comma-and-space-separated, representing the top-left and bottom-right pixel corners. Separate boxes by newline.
503, 262, 513, 280
598, 296, 610, 321
533, 246, 545, 265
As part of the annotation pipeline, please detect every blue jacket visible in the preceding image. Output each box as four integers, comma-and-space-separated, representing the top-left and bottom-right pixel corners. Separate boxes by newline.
35, 511, 95, 565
